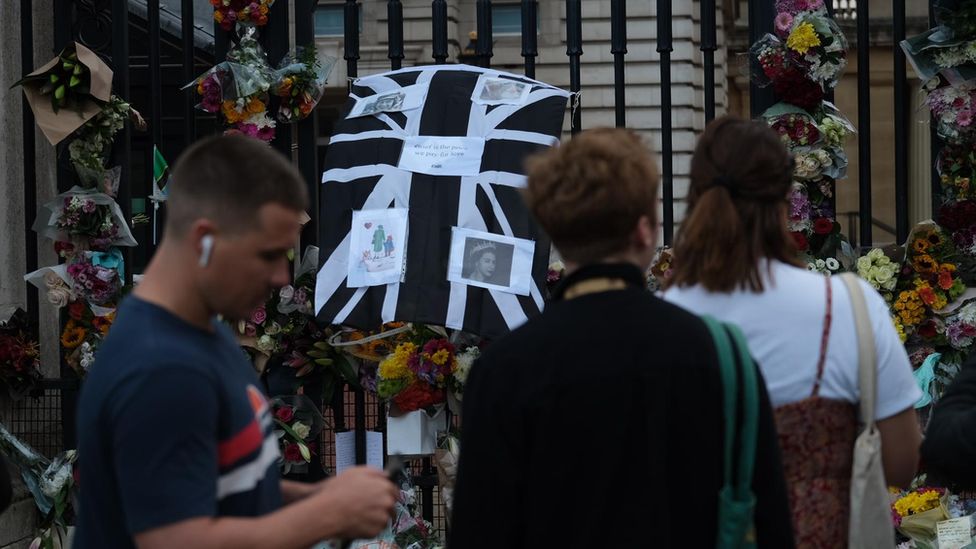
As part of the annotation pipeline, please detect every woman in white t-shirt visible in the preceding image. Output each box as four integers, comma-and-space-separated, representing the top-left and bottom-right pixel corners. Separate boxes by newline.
662, 116, 922, 548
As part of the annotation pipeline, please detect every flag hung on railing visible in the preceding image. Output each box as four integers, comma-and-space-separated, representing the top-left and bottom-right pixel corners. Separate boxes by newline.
315, 65, 569, 338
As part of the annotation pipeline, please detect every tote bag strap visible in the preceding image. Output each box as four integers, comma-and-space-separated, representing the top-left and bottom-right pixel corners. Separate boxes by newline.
838, 273, 877, 426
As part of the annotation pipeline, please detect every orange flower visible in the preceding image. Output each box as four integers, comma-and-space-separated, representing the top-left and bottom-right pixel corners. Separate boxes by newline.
222, 100, 245, 123
939, 269, 955, 290
259, 4, 269, 14
61, 321, 87, 350
246, 98, 265, 114
213, 11, 224, 23
917, 285, 937, 307
277, 77, 293, 97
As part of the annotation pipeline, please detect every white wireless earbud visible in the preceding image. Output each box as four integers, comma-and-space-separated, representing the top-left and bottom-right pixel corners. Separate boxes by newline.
199, 235, 215, 268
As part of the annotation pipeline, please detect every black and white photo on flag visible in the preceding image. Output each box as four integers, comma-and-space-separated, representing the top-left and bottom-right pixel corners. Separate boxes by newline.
315, 64, 570, 339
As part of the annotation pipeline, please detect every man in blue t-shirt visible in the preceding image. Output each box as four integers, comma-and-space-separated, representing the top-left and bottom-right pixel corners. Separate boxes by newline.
75, 135, 397, 549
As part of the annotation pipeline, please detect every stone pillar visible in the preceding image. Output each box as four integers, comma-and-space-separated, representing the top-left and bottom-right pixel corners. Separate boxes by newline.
0, 2, 60, 547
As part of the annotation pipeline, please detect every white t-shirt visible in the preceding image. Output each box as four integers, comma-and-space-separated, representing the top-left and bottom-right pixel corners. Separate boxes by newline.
662, 260, 922, 420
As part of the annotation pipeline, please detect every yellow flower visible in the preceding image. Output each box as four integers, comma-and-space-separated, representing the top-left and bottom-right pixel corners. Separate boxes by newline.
787, 22, 821, 54
894, 489, 942, 518
892, 316, 906, 343
895, 290, 925, 326
378, 342, 417, 380
429, 348, 450, 366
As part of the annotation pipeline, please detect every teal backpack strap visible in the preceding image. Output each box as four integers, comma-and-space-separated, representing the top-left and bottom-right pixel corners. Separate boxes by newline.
702, 315, 759, 549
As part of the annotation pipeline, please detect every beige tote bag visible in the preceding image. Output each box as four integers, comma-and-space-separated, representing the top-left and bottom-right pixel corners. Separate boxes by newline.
840, 273, 895, 549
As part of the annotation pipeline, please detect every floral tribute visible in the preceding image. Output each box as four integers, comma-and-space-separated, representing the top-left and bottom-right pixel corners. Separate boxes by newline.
0, 309, 42, 400
377, 336, 457, 413
272, 46, 336, 123
211, 0, 274, 31
873, 0, 976, 409
270, 395, 325, 474
751, 1, 856, 272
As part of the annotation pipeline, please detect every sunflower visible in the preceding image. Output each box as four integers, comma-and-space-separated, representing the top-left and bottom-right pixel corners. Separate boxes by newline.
913, 254, 939, 274
61, 322, 87, 350
912, 238, 930, 254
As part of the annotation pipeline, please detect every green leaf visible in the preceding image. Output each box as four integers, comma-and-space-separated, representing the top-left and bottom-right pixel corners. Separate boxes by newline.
274, 418, 308, 442
314, 358, 334, 366
335, 353, 362, 390
313, 341, 331, 350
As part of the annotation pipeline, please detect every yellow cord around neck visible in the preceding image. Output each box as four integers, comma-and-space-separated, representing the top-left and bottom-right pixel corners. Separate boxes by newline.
562, 277, 629, 300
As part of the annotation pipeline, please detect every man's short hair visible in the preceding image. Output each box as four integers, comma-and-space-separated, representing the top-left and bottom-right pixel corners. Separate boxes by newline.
524, 128, 659, 263
165, 135, 309, 236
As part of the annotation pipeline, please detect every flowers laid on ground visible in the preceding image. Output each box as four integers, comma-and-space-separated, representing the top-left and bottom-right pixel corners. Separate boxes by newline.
270, 395, 324, 474
211, 0, 274, 31
272, 46, 336, 123
891, 486, 953, 546
0, 309, 42, 400
856, 248, 900, 297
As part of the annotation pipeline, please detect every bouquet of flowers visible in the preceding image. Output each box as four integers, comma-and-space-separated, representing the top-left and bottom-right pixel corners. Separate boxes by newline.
924, 81, 976, 143
939, 200, 976, 258
937, 142, 976, 203
273, 46, 336, 123
65, 253, 123, 307
448, 346, 479, 404
945, 299, 976, 351
61, 300, 115, 376
34, 187, 137, 251
68, 95, 143, 189
891, 486, 951, 545
856, 248, 900, 297
0, 308, 42, 400
752, 0, 847, 110
211, 0, 274, 31
271, 395, 325, 474
646, 247, 674, 292
13, 43, 97, 114
377, 331, 457, 413
187, 28, 275, 141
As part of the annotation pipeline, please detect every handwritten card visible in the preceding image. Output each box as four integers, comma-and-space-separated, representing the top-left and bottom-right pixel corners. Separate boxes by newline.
397, 136, 485, 177
346, 83, 428, 119
347, 208, 409, 288
335, 431, 385, 474
938, 517, 974, 549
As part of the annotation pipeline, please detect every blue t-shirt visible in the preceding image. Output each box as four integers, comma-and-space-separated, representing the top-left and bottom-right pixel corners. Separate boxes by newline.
74, 297, 282, 548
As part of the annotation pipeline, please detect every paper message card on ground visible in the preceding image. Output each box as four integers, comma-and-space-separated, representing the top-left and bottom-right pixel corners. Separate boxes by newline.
471, 75, 532, 106
397, 136, 485, 177
346, 83, 427, 119
347, 208, 409, 288
447, 227, 535, 296
938, 517, 974, 549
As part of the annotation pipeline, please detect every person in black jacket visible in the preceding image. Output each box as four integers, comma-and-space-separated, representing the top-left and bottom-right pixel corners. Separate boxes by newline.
921, 352, 976, 489
449, 128, 795, 548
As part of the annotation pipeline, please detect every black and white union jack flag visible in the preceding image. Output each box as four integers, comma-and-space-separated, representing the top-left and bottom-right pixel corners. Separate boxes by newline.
315, 65, 570, 339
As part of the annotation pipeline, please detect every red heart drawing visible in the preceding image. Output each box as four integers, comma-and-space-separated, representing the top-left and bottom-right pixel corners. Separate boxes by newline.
364, 222, 372, 229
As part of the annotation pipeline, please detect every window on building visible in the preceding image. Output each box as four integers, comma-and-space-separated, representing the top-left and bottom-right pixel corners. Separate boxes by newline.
492, 3, 537, 35
316, 4, 362, 36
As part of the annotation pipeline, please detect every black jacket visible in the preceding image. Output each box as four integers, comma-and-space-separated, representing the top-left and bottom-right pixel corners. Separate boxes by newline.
921, 353, 976, 490
449, 263, 794, 548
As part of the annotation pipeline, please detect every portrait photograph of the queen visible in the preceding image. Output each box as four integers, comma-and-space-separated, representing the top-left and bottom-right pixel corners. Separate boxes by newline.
447, 227, 535, 295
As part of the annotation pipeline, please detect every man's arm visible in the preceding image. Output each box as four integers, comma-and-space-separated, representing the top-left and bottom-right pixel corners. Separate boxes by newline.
280, 478, 322, 504
135, 467, 396, 549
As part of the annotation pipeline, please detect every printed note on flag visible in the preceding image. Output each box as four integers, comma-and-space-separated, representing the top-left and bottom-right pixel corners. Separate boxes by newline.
397, 136, 485, 176
347, 208, 408, 288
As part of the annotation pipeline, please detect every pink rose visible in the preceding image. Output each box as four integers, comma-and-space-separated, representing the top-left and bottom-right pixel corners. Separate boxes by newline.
250, 306, 267, 325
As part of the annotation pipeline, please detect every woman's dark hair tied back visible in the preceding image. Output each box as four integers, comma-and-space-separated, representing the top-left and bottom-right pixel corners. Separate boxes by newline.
712, 175, 736, 195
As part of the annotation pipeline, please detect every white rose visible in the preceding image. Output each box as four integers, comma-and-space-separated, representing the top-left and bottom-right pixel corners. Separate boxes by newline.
292, 422, 311, 440
278, 285, 295, 304
256, 334, 275, 353
47, 287, 72, 308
